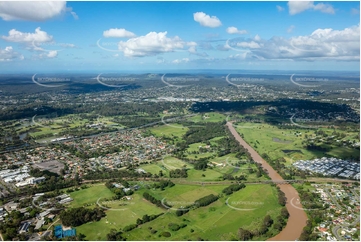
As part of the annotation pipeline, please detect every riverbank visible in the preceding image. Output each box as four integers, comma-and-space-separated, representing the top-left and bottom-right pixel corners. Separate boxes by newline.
226, 122, 308, 241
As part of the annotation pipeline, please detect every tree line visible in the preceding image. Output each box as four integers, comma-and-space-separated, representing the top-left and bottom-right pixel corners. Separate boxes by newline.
59, 207, 106, 227
169, 168, 188, 178
238, 210, 289, 241
143, 192, 171, 208
222, 183, 246, 195
175, 194, 219, 217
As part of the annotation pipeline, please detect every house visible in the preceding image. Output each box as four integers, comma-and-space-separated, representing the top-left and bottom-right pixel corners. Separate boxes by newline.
133, 185, 140, 190
19, 208, 28, 214
59, 197, 73, 204
113, 183, 124, 188
56, 194, 69, 200
35, 219, 45, 230
135, 168, 146, 174
16, 176, 46, 187
123, 188, 131, 193
33, 176, 46, 184
38, 209, 52, 219
19, 221, 31, 233
4, 202, 19, 212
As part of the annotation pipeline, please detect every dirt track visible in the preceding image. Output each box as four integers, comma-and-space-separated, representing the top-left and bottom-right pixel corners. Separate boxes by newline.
226, 122, 308, 241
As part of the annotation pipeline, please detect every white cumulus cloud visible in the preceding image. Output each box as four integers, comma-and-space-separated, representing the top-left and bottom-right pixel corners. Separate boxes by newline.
117, 31, 185, 57
193, 12, 222, 28
172, 58, 189, 64
47, 50, 57, 58
103, 28, 136, 38
237, 41, 261, 49
0, 46, 24, 61
1, 27, 72, 59
70, 11, 78, 20
277, 5, 285, 12
2, 27, 53, 43
226, 27, 247, 35
38, 50, 58, 59
227, 24, 359, 61
288, 1, 335, 15
2, 27, 74, 53
0, 1, 69, 21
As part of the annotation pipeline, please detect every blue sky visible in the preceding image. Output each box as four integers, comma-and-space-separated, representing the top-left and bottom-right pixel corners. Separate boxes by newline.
0, 1, 359, 73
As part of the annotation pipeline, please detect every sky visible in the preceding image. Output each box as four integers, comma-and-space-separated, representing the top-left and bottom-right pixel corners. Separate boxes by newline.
0, 0, 360, 73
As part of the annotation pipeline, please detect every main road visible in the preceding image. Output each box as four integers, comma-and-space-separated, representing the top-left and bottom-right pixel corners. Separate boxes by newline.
226, 122, 308, 241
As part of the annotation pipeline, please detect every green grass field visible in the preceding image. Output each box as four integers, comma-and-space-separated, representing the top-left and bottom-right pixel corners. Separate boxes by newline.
125, 184, 282, 241
187, 142, 209, 152
18, 113, 124, 140
148, 184, 226, 204
68, 184, 114, 208
209, 136, 225, 145
188, 112, 227, 123
150, 124, 188, 139
76, 192, 165, 240
161, 156, 192, 170
233, 122, 359, 165
185, 142, 216, 159
186, 169, 224, 181
139, 163, 165, 175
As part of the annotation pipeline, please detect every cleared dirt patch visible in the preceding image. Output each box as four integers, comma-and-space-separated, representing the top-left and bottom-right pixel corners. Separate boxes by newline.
32, 160, 65, 175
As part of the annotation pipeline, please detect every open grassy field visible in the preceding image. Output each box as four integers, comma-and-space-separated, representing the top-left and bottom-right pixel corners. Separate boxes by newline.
68, 184, 114, 208
187, 142, 209, 152
186, 154, 268, 182
149, 124, 188, 139
139, 163, 165, 175
16, 113, 124, 140
186, 152, 215, 159
125, 184, 282, 241
161, 156, 192, 170
152, 153, 267, 181
148, 184, 226, 204
186, 169, 224, 181
209, 136, 225, 145
234, 122, 359, 165
76, 192, 165, 240
185, 141, 217, 160
65, 181, 164, 240
188, 112, 227, 123
326, 146, 359, 160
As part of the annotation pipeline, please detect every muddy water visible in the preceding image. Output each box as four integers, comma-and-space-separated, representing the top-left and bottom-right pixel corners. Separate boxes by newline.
226, 122, 308, 241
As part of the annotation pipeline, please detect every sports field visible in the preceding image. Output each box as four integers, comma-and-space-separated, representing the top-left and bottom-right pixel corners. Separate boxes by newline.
233, 122, 359, 164
188, 112, 227, 123
125, 184, 282, 241
149, 124, 188, 140
68, 184, 114, 208
76, 193, 164, 240
161, 156, 192, 170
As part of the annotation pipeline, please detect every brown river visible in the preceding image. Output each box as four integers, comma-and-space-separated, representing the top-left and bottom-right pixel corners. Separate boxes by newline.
226, 122, 308, 241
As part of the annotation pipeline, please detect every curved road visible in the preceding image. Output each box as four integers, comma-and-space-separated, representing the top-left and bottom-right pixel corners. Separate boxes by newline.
226, 122, 308, 241
332, 215, 360, 240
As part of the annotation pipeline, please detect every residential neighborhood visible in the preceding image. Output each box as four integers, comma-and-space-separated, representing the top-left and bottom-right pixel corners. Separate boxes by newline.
310, 183, 360, 241
0, 129, 174, 196
293, 157, 360, 180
